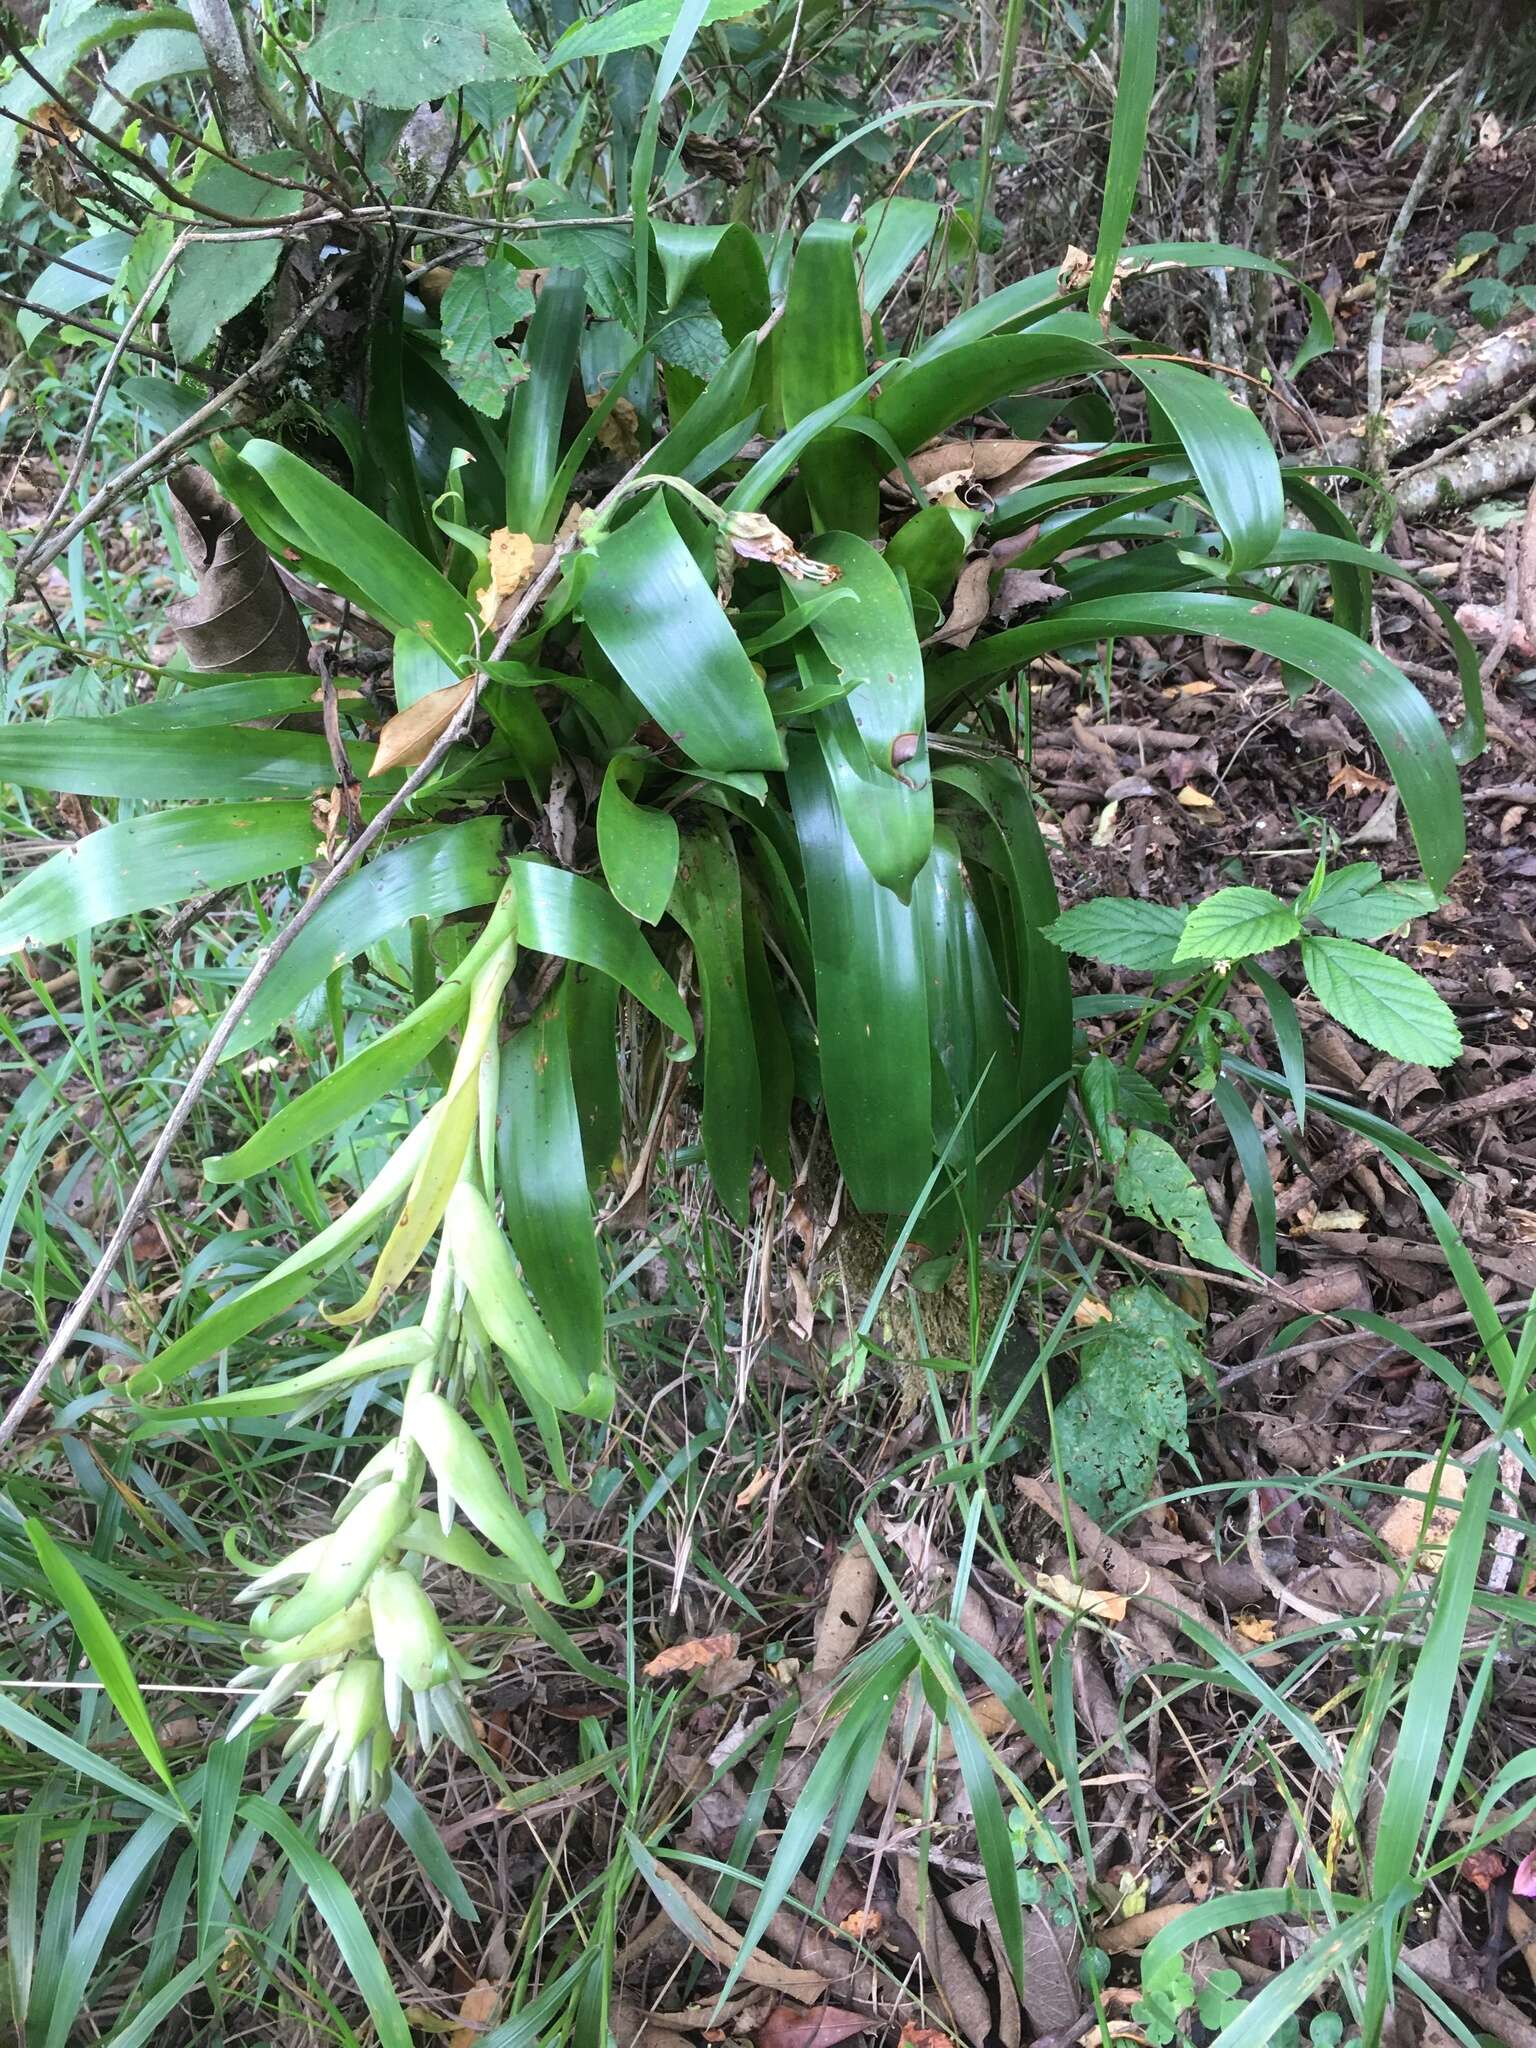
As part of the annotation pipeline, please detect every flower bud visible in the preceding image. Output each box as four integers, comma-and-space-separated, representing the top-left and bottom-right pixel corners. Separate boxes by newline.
262, 1481, 413, 1642
405, 1388, 562, 1603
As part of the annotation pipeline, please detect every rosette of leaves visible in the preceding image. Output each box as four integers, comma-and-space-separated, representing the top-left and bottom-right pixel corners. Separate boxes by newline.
0, 220, 1475, 1767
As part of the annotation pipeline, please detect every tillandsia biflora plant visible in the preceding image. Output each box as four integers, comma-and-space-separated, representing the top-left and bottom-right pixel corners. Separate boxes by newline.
1, 200, 1487, 1815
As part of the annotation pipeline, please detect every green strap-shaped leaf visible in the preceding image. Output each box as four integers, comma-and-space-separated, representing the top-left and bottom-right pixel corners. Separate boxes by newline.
224, 819, 506, 1057
597, 753, 680, 924
1088, 0, 1158, 316
788, 734, 931, 1215
498, 992, 605, 1373
781, 221, 879, 537
796, 532, 933, 898
509, 857, 695, 1050
580, 493, 784, 773
565, 965, 623, 1186
742, 893, 794, 1188
937, 760, 1070, 1179
505, 267, 586, 537
911, 826, 1017, 1241
130, 1105, 443, 1395
0, 802, 319, 954
235, 440, 476, 662
928, 591, 1465, 893
670, 824, 760, 1224
0, 719, 378, 801
858, 198, 942, 314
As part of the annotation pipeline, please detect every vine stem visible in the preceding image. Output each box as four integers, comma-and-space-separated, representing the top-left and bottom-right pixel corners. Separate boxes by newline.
0, 452, 651, 1458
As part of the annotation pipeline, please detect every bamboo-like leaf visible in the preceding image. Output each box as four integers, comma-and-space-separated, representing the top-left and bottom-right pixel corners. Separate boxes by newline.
369, 677, 474, 775
928, 591, 1465, 892
505, 268, 585, 537
0, 803, 319, 954
581, 494, 784, 773
224, 818, 506, 1057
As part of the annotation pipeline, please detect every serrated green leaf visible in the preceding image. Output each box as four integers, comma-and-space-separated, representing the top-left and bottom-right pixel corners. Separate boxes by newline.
1045, 897, 1189, 972
1173, 886, 1300, 964
16, 229, 131, 351
647, 294, 729, 380
1300, 936, 1461, 1067
438, 256, 533, 419
1116, 1129, 1255, 1277
1309, 871, 1439, 941
303, 0, 539, 105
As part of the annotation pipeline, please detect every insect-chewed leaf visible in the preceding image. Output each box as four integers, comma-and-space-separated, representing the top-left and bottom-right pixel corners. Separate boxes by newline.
1115, 1130, 1255, 1278
370, 677, 474, 775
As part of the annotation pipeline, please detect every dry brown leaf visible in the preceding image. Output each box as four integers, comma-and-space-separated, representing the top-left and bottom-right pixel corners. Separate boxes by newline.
1164, 678, 1218, 697
1328, 761, 1392, 799
450, 1980, 501, 2048
593, 392, 642, 459
931, 555, 993, 648
1073, 1297, 1113, 1328
905, 439, 1043, 488
1036, 1572, 1128, 1624
650, 1867, 827, 2000
1176, 785, 1216, 809
735, 1464, 774, 1509
1301, 1207, 1370, 1233
757, 2004, 870, 2048
644, 1633, 738, 1678
1057, 244, 1094, 292
370, 677, 474, 776
898, 2031, 957, 2048
839, 1907, 883, 1941
1380, 1460, 1466, 1572
477, 528, 547, 628
1234, 1612, 1276, 1645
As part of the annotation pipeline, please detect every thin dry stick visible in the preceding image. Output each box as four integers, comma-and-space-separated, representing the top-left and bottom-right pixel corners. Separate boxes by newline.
1364, 14, 1495, 474
16, 231, 188, 578
0, 462, 648, 1457
15, 267, 350, 587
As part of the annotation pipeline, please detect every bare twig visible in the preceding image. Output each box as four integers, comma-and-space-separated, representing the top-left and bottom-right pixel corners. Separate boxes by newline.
1364, 13, 1496, 475
14, 265, 351, 588
16, 232, 188, 581
0, 289, 176, 367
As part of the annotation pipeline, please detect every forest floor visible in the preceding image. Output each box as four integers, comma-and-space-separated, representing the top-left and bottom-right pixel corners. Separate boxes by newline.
10, 30, 1536, 2048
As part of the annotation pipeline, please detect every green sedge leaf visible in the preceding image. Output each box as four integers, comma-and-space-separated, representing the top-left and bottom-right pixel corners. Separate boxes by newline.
1300, 936, 1461, 1068
1173, 886, 1300, 964
26, 1521, 179, 1800
1046, 897, 1190, 972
